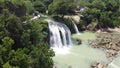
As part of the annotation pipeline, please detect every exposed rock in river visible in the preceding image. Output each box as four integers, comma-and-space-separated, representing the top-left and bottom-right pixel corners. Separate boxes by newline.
91, 61, 104, 68
76, 38, 82, 45
89, 33, 120, 58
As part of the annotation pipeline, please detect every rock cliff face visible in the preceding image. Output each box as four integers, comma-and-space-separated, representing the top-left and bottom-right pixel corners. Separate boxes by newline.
89, 33, 120, 58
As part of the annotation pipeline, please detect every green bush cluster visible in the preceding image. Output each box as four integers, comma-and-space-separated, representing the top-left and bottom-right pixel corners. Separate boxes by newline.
0, 0, 55, 68
80, 0, 120, 29
48, 0, 76, 16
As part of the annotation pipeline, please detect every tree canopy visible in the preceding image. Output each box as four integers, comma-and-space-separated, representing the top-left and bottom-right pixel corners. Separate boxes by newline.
0, 0, 55, 68
48, 0, 76, 16
80, 0, 120, 29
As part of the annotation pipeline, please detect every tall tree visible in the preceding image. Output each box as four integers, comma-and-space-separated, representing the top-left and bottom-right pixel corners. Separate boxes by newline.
80, 0, 120, 29
48, 0, 76, 17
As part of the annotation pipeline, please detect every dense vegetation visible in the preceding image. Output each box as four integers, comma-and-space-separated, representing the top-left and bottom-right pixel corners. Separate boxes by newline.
0, 0, 54, 68
0, 0, 120, 68
48, 0, 120, 30
79, 0, 120, 30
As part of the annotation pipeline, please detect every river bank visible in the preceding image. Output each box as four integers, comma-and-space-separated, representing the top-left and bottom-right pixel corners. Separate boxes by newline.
96, 27, 120, 33
89, 31, 120, 68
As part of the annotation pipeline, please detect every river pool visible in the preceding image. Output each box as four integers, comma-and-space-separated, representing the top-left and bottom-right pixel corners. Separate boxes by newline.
53, 32, 109, 68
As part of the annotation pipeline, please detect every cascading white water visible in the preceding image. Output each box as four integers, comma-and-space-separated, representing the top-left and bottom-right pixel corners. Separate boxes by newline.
59, 23, 72, 46
49, 23, 63, 47
58, 23, 72, 46
58, 26, 67, 46
46, 19, 72, 48
72, 21, 80, 34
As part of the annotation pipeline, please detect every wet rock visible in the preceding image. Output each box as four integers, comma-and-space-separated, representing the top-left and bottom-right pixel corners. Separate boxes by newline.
91, 61, 104, 68
76, 38, 82, 45
98, 63, 103, 68
106, 50, 118, 58
89, 33, 120, 57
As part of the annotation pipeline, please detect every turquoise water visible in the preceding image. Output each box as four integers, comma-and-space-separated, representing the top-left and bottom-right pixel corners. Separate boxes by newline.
53, 32, 108, 68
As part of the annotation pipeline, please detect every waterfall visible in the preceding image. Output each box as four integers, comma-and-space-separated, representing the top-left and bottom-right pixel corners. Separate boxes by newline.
58, 23, 72, 46
49, 23, 62, 47
72, 22, 80, 34
46, 19, 72, 47
58, 26, 67, 46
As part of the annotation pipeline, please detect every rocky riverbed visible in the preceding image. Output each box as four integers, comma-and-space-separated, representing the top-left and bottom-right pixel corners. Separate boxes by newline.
88, 32, 120, 68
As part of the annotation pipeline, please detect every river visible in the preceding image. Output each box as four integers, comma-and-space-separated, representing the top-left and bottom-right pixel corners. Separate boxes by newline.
53, 32, 109, 68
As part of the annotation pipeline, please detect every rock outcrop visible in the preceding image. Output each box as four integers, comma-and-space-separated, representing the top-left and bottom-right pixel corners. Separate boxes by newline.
91, 61, 104, 68
89, 33, 120, 58
76, 38, 82, 45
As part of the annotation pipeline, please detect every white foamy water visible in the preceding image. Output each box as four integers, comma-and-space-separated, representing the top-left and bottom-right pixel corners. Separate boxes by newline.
46, 19, 72, 47
72, 21, 81, 35
51, 47, 71, 55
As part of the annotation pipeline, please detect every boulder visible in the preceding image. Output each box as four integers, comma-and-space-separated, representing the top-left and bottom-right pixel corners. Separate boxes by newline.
89, 33, 120, 57
91, 61, 104, 68
106, 50, 118, 58
76, 38, 82, 45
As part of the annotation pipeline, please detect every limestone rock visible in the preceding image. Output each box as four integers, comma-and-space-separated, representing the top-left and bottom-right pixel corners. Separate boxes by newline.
91, 61, 104, 68
76, 38, 82, 45
89, 33, 120, 57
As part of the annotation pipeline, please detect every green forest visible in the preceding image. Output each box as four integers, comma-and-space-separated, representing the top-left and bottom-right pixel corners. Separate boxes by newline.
0, 0, 120, 68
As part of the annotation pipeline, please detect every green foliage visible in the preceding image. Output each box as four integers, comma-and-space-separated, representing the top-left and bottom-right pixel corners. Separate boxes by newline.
80, 0, 120, 29
0, 37, 29, 68
0, 37, 14, 67
0, 19, 55, 68
0, 0, 27, 17
25, 1, 35, 14
29, 43, 55, 68
0, 9, 10, 39
3, 62, 11, 68
25, 19, 48, 45
9, 49, 29, 68
3, 62, 19, 68
48, 0, 76, 15
8, 0, 25, 7
38, 0, 53, 9
21, 19, 54, 68
0, 1, 55, 67
34, 0, 46, 13
5, 14, 24, 49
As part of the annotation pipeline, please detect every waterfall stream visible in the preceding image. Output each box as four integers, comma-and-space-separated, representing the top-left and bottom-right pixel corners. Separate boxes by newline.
58, 26, 67, 46
49, 23, 63, 47
46, 19, 72, 48
72, 21, 80, 34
